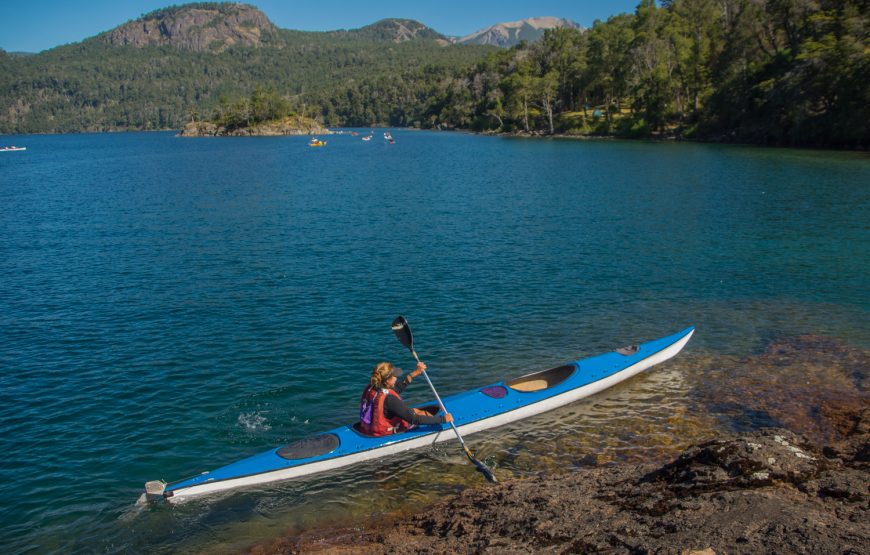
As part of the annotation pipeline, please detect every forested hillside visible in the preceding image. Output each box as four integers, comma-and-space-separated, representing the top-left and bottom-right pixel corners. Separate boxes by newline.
0, 4, 493, 133
390, 0, 868, 147
1, 0, 867, 147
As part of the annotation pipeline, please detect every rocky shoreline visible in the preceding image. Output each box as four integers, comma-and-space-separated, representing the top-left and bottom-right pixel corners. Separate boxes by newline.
247, 334, 868, 555
252, 422, 867, 554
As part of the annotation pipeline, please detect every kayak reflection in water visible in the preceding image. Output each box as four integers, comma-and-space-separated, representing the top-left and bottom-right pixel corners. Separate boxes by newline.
359, 361, 453, 436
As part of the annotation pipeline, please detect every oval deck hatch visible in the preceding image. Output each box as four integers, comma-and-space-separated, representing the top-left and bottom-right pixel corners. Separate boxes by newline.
480, 385, 508, 398
277, 433, 340, 460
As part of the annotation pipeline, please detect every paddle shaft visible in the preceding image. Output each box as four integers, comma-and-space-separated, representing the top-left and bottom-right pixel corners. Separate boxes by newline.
408, 349, 472, 455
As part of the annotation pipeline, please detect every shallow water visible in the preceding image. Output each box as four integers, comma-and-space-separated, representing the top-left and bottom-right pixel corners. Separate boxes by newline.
0, 131, 867, 554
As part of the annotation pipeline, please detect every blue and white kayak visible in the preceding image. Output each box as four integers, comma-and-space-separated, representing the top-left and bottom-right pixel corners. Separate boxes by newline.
145, 327, 694, 503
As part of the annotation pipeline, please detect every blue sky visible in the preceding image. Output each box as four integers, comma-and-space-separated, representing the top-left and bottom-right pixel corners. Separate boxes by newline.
1, 0, 642, 53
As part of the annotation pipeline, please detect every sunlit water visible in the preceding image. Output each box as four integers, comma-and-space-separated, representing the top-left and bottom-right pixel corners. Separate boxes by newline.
0, 131, 867, 554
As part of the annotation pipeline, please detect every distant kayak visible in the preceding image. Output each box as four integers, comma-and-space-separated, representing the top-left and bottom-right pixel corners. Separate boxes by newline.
144, 326, 694, 503
0, 146, 26, 152
308, 139, 326, 147
362, 136, 371, 141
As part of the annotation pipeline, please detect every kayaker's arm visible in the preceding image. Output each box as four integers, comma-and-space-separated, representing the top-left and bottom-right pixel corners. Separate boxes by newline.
393, 361, 426, 395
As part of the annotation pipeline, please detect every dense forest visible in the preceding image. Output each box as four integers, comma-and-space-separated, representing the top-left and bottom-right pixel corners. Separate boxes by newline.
306, 0, 867, 147
1, 0, 867, 147
0, 15, 494, 133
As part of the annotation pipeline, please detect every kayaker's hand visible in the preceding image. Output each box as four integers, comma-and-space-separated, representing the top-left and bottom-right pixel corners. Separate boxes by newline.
412, 361, 426, 378
443, 413, 453, 423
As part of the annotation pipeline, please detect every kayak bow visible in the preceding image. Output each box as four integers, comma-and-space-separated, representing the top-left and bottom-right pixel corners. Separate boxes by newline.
145, 326, 694, 503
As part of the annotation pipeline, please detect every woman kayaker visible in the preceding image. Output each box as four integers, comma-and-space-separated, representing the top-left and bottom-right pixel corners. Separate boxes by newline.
359, 361, 452, 436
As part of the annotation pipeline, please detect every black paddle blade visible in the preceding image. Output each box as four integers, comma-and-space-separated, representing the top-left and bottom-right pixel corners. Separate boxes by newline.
391, 316, 414, 351
463, 446, 497, 483
472, 458, 498, 483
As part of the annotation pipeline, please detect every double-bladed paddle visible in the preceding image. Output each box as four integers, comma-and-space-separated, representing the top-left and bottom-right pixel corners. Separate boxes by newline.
391, 316, 497, 483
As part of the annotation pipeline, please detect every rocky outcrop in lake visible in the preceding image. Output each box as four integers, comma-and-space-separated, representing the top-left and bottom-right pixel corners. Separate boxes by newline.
178, 115, 330, 137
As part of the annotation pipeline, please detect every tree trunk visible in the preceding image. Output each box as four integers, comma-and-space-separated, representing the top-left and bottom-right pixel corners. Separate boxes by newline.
522, 95, 530, 132
546, 95, 555, 135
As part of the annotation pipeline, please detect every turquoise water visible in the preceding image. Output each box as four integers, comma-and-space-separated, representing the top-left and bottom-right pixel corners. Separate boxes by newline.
0, 131, 867, 554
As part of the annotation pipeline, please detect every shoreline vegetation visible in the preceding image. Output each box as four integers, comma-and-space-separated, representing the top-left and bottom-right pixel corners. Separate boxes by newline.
2, 1, 867, 149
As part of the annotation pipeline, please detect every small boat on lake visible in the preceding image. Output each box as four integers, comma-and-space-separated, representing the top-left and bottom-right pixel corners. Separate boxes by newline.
308, 138, 326, 147
144, 327, 694, 503
0, 146, 26, 152
362, 135, 372, 141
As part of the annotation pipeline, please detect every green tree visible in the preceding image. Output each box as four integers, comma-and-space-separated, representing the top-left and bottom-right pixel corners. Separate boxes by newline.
630, 0, 679, 132
500, 56, 535, 132
586, 14, 636, 128
666, 0, 721, 114
535, 71, 560, 134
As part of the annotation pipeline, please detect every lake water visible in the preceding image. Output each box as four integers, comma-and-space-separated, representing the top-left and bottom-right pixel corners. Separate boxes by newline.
0, 131, 867, 554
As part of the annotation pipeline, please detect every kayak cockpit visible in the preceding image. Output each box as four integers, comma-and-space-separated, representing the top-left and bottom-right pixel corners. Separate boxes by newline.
350, 405, 440, 437
506, 364, 577, 392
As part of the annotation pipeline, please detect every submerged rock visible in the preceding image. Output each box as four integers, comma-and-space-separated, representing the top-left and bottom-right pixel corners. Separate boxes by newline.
702, 334, 869, 446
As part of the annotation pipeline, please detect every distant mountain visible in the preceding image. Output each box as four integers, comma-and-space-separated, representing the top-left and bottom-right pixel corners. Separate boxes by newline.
455, 17, 582, 47
102, 2, 279, 52
102, 4, 445, 52
345, 19, 447, 44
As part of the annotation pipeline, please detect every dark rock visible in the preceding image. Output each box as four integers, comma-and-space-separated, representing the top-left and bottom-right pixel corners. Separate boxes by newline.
645, 429, 825, 493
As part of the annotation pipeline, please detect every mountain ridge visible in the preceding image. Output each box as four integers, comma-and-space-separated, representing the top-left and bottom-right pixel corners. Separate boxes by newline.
95, 3, 457, 52
5, 3, 580, 54
454, 16, 582, 47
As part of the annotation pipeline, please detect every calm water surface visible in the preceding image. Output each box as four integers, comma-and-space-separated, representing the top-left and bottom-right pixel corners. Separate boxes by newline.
0, 131, 867, 554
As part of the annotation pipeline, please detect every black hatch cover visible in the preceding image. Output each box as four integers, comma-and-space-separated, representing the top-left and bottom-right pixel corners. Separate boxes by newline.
277, 433, 340, 460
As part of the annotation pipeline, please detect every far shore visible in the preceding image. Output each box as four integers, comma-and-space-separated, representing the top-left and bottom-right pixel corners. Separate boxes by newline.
2, 125, 867, 152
